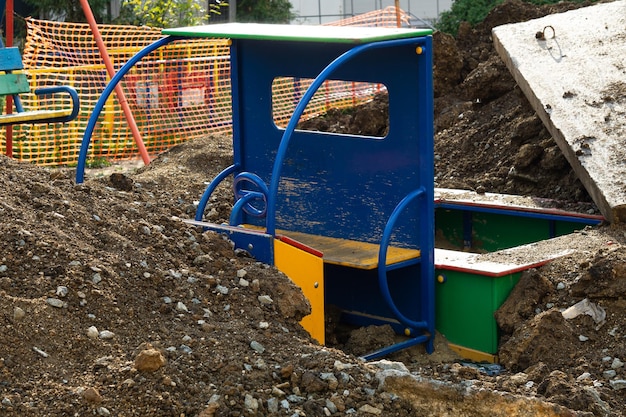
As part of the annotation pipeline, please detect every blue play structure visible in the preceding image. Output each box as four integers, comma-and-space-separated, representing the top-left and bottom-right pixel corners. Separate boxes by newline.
76, 23, 435, 358
76, 23, 605, 362
167, 23, 436, 358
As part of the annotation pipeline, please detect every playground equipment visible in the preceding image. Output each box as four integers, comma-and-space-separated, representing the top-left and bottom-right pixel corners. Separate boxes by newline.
175, 23, 437, 359
78, 23, 603, 362
174, 24, 603, 362
432, 189, 602, 361
77, 22, 437, 358
1, 1, 80, 157
0, 40, 80, 127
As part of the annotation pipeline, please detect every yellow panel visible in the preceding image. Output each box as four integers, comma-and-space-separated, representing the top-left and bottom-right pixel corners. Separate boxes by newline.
274, 239, 325, 344
448, 343, 499, 364
276, 229, 420, 270
0, 109, 73, 125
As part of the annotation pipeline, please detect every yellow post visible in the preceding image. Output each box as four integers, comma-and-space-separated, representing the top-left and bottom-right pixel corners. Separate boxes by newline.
395, 0, 402, 27
30, 73, 41, 162
104, 62, 114, 136
274, 239, 325, 345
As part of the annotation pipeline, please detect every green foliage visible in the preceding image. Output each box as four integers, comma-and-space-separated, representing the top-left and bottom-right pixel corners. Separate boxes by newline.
24, 0, 111, 23
436, 0, 597, 36
436, 0, 503, 36
236, 0, 294, 23
85, 157, 112, 168
117, 0, 219, 28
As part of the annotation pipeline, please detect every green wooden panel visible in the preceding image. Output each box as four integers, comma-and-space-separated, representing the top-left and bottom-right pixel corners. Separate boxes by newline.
435, 269, 520, 354
435, 206, 601, 253
163, 22, 431, 44
0, 73, 30, 96
435, 209, 465, 250
472, 212, 549, 252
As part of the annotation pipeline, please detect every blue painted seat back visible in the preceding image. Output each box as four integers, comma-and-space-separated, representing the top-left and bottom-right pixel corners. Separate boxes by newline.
232, 38, 433, 250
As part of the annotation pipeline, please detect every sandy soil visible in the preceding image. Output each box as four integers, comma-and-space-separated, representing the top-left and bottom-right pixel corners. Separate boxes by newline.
2, 1, 626, 416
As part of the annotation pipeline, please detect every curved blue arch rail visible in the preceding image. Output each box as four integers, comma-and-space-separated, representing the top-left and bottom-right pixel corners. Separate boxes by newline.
75, 36, 182, 184
194, 164, 238, 221
377, 187, 427, 330
265, 36, 429, 237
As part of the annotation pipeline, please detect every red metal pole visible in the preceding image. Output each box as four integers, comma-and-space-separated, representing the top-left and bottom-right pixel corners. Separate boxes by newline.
5, 0, 14, 157
78, 0, 151, 165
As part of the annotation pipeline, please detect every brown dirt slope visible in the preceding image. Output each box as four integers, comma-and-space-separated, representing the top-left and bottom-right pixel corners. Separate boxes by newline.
2, 1, 626, 416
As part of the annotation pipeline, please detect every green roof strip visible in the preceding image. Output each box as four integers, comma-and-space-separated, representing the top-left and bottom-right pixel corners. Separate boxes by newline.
162, 22, 431, 44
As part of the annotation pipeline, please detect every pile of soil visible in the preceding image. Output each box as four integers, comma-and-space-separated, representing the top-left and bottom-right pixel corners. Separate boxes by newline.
2, 1, 626, 416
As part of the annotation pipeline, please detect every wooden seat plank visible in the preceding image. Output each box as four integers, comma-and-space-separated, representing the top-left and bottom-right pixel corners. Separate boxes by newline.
0, 73, 30, 95
0, 108, 75, 126
277, 230, 421, 270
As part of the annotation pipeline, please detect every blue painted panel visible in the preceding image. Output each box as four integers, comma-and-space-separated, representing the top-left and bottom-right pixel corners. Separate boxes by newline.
224, 33, 435, 354
231, 38, 433, 249
0, 47, 25, 71
324, 263, 424, 325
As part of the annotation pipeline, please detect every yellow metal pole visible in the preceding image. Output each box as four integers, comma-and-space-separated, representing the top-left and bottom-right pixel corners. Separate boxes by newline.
104, 62, 114, 135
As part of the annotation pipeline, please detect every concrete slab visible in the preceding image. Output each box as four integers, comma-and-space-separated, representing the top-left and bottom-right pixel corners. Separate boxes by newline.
492, 0, 626, 223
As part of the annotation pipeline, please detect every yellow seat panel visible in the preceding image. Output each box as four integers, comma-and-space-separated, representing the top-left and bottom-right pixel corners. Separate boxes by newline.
274, 230, 420, 270
0, 109, 74, 126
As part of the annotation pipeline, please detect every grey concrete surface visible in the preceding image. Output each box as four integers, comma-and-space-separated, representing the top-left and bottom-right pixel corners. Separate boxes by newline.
492, 0, 626, 222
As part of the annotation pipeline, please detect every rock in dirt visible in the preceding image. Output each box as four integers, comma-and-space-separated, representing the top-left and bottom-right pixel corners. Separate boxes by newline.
83, 387, 103, 404
495, 269, 553, 334
134, 346, 166, 372
499, 310, 577, 372
109, 173, 134, 191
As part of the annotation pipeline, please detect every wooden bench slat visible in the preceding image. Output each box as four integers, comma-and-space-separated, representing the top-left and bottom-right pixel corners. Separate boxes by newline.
0, 73, 30, 96
277, 230, 421, 270
0, 108, 74, 126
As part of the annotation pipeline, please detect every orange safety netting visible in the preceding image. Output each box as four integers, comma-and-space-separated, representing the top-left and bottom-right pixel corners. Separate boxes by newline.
325, 6, 411, 27
1, 7, 409, 166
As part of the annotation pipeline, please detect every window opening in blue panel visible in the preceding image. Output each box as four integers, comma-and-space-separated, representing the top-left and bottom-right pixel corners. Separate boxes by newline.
271, 77, 389, 139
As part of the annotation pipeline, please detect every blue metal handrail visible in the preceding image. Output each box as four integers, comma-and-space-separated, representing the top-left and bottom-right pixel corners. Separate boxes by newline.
194, 163, 238, 221
75, 35, 183, 184
231, 171, 270, 219
377, 187, 428, 331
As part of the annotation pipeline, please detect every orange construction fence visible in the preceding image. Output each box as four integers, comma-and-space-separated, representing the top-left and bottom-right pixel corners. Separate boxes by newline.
0, 7, 412, 166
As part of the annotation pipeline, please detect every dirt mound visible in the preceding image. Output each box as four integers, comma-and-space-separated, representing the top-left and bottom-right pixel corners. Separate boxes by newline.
2, 1, 626, 416
301, 0, 598, 213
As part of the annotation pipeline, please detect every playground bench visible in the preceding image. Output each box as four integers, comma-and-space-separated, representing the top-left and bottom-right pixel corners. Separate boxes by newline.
273, 229, 421, 270
0, 46, 79, 126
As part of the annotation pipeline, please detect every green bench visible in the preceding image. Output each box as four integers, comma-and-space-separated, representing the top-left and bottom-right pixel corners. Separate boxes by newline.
0, 46, 79, 126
